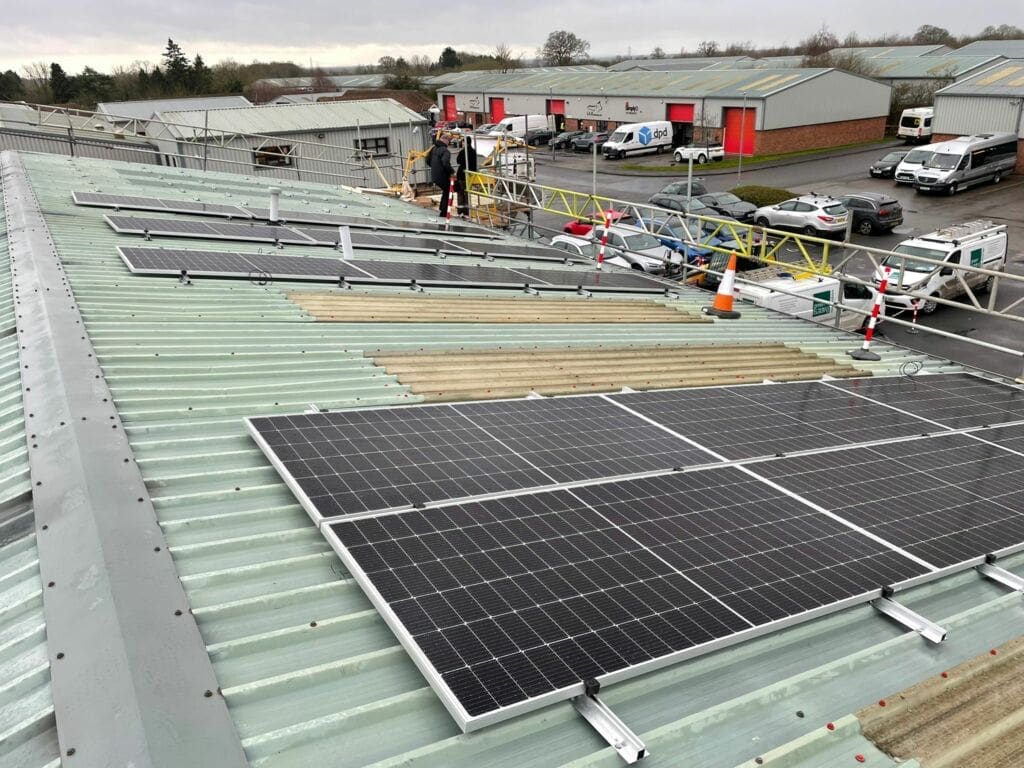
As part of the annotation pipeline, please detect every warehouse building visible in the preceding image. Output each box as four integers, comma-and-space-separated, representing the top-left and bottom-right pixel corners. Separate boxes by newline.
826, 44, 954, 58
438, 68, 891, 154
855, 54, 1006, 88
147, 98, 430, 186
607, 56, 755, 72
933, 60, 1024, 172
953, 39, 1024, 58
97, 95, 252, 132
424, 64, 606, 89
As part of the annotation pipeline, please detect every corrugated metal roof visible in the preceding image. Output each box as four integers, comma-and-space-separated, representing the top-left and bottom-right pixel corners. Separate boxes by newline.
607, 57, 754, 72
438, 68, 836, 98
252, 75, 387, 90
157, 99, 429, 138
936, 59, 1024, 96
827, 44, 952, 58
98, 96, 252, 121
6, 150, 1024, 768
424, 66, 606, 87
866, 54, 1005, 79
953, 39, 1024, 59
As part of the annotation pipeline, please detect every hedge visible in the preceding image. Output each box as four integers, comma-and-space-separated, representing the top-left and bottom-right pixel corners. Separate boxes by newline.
729, 185, 795, 207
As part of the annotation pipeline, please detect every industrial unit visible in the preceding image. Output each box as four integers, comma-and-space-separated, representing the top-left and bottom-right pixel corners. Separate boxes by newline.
933, 59, 1024, 172
438, 68, 892, 154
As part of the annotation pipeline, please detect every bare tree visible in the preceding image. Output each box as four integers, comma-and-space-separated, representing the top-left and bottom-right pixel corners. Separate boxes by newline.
539, 31, 590, 66
310, 67, 334, 93
912, 25, 954, 45
650, 46, 666, 59
494, 43, 521, 73
20, 61, 52, 102
801, 23, 840, 57
696, 40, 719, 56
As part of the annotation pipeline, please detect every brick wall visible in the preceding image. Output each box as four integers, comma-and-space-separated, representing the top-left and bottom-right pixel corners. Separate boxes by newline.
930, 133, 1024, 173
754, 116, 887, 155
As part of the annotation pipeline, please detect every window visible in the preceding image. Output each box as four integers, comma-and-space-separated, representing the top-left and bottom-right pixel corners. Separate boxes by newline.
253, 145, 293, 168
358, 136, 390, 156
778, 201, 798, 211
793, 202, 815, 212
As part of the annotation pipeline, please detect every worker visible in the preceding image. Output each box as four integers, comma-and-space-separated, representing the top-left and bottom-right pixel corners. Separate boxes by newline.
455, 135, 477, 219
429, 134, 454, 218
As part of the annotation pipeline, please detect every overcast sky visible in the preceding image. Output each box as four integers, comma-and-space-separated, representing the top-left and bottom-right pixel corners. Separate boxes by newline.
3, 1, 1021, 73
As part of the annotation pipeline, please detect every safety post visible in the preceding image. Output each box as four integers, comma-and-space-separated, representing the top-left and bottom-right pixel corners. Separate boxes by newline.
445, 175, 456, 228
849, 266, 889, 361
596, 211, 612, 270
908, 299, 920, 334
701, 252, 742, 319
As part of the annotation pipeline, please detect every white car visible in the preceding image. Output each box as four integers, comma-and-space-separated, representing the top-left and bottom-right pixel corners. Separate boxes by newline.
550, 225, 679, 274
753, 195, 849, 237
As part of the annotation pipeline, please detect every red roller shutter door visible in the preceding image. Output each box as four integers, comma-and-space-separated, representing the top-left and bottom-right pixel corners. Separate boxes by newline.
666, 103, 694, 122
489, 98, 506, 122
443, 95, 457, 122
547, 99, 565, 115
723, 107, 756, 155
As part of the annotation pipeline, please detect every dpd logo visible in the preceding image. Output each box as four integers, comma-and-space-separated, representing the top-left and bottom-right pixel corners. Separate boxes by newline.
638, 126, 653, 145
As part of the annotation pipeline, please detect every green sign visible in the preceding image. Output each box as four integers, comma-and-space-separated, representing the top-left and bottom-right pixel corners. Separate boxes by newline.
970, 247, 982, 267
812, 290, 831, 317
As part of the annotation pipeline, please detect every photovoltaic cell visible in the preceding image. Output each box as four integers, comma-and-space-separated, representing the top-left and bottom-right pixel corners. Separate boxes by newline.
457, 242, 580, 262
610, 381, 935, 459
831, 374, 1024, 429
73, 191, 250, 217
756, 433, 1024, 568
242, 207, 380, 227
106, 215, 316, 244
326, 468, 928, 725
118, 247, 364, 280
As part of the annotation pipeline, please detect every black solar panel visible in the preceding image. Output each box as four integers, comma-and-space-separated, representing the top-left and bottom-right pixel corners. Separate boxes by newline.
974, 423, 1024, 455
756, 433, 1024, 568
243, 207, 379, 226
831, 374, 1024, 429
609, 382, 937, 459
106, 215, 316, 244
326, 468, 928, 727
519, 268, 667, 291
74, 191, 250, 217
299, 228, 458, 253
458, 242, 580, 262
119, 247, 363, 280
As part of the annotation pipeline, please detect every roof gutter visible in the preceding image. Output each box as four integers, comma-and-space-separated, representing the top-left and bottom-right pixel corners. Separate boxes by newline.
0, 150, 249, 768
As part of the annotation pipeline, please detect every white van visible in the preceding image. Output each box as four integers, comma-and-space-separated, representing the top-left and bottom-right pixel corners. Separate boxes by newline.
602, 121, 672, 160
913, 132, 1018, 195
893, 145, 937, 184
897, 107, 934, 144
875, 220, 1007, 313
487, 114, 549, 139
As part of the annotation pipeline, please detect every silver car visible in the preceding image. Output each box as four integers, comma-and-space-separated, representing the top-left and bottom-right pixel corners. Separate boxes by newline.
753, 195, 849, 237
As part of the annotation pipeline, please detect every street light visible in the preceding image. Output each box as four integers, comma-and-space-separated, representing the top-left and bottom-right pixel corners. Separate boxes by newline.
737, 91, 748, 179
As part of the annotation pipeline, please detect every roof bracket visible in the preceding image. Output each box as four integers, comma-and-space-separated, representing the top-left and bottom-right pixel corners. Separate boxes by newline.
873, 590, 947, 643
978, 556, 1024, 593
179, 269, 192, 286
577, 287, 592, 297
523, 284, 539, 296
572, 682, 648, 764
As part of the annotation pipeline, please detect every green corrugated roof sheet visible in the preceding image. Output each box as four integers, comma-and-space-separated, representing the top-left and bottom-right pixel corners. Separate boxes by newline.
1, 150, 1019, 768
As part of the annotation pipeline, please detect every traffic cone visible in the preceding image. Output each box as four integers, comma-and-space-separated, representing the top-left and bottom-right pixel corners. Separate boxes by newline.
702, 252, 742, 319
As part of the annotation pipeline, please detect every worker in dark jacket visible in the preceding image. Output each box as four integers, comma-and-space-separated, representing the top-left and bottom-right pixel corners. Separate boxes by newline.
455, 135, 477, 219
429, 134, 454, 218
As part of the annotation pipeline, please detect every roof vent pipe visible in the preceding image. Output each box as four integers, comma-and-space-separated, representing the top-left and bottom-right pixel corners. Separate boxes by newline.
269, 187, 282, 224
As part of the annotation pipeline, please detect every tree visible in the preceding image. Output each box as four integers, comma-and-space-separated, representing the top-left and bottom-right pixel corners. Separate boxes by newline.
378, 56, 397, 71
310, 67, 334, 92
650, 46, 666, 59
190, 54, 213, 93
162, 38, 190, 91
977, 24, 1024, 39
71, 66, 115, 106
49, 63, 73, 103
696, 40, 719, 56
438, 46, 461, 70
540, 31, 590, 66
912, 25, 954, 45
494, 43, 520, 73
0, 70, 25, 101
801, 23, 839, 57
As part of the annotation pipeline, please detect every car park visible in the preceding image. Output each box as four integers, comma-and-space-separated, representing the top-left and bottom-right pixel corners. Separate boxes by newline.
572, 132, 611, 152
837, 192, 904, 235
696, 192, 756, 222
753, 194, 849, 237
869, 150, 909, 178
634, 216, 718, 262
551, 130, 587, 149
525, 128, 554, 145
647, 194, 719, 217
656, 179, 709, 197
550, 224, 679, 274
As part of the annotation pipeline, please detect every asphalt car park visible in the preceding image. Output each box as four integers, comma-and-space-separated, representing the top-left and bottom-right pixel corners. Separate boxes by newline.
526, 145, 1024, 378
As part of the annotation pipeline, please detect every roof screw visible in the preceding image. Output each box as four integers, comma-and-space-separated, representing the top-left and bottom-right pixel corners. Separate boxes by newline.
56, 652, 65, 660
203, 690, 214, 698
66, 748, 76, 757
795, 710, 805, 718
174, 609, 183, 616
153, 547, 161, 552
47, 581, 55, 588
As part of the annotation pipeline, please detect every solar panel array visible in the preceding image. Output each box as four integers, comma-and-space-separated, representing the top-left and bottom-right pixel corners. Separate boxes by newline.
248, 373, 1024, 731
117, 247, 669, 292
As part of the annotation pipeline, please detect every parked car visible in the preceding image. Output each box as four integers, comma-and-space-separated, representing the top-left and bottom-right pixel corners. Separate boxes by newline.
525, 128, 555, 145
551, 130, 587, 149
634, 216, 717, 262
647, 193, 717, 216
673, 143, 725, 164
753, 194, 849, 237
572, 132, 611, 152
696, 192, 756, 222
869, 150, 909, 178
657, 179, 709, 197
473, 123, 498, 135
837, 192, 904, 235
562, 209, 629, 236
550, 224, 678, 274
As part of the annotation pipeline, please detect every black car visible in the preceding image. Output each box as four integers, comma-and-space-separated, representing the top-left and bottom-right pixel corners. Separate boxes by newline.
837, 192, 904, 235
525, 128, 554, 146
572, 132, 610, 152
657, 179, 709, 197
869, 150, 909, 178
696, 192, 756, 222
551, 130, 587, 150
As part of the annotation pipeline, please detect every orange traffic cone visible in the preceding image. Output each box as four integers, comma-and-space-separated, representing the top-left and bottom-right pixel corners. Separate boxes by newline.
701, 253, 742, 319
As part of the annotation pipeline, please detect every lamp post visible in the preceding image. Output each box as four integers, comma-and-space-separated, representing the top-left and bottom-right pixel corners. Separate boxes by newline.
737, 91, 748, 179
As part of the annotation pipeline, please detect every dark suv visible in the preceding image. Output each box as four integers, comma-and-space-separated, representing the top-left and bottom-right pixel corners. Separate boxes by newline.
838, 192, 904, 235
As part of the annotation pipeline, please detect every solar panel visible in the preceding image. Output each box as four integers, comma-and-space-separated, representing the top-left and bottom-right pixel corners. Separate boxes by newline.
73, 191, 250, 218
324, 467, 929, 729
518, 268, 668, 291
106, 215, 316, 244
830, 374, 1024, 429
370, 218, 495, 239
974, 423, 1024, 455
756, 433, 1024, 568
243, 207, 382, 227
298, 227, 461, 253
118, 247, 364, 281
457, 242, 582, 262
609, 382, 936, 459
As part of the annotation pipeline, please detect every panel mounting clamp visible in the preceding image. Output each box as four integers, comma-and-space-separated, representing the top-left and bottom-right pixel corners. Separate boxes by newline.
572, 679, 648, 764
977, 555, 1024, 593
873, 587, 947, 643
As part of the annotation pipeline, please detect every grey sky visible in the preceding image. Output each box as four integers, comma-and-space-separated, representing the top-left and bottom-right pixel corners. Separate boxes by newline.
3, 1, 1022, 73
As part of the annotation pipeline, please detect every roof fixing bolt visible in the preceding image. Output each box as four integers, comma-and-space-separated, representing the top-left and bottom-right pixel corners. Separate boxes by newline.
204, 690, 214, 698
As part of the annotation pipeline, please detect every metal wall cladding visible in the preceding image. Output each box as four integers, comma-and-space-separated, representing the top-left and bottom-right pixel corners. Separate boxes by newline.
0, 130, 160, 164
762, 74, 890, 131
934, 95, 1024, 138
